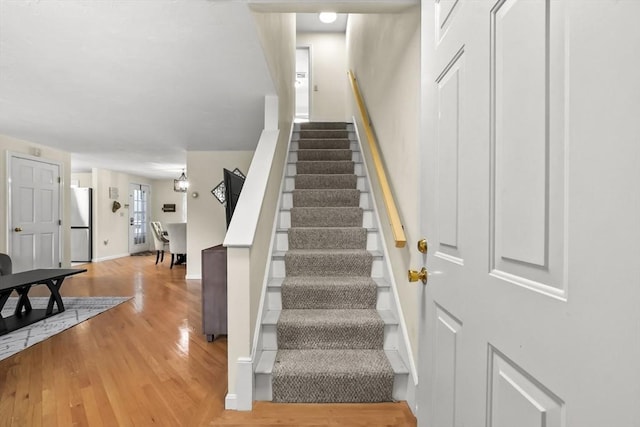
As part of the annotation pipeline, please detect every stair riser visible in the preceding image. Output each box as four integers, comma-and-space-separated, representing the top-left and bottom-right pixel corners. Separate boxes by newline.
266, 283, 391, 311
275, 229, 376, 251
255, 371, 409, 402
288, 208, 365, 228
271, 258, 385, 280
261, 323, 399, 351
292, 190, 361, 208
281, 285, 376, 309
277, 210, 375, 231
271, 375, 393, 403
291, 140, 359, 151
277, 324, 384, 349
289, 151, 361, 163
285, 255, 373, 277
299, 130, 350, 139
287, 162, 364, 177
296, 161, 355, 175
299, 122, 348, 130
282, 192, 371, 210
291, 131, 356, 142
296, 150, 353, 161
288, 228, 367, 250
292, 175, 360, 190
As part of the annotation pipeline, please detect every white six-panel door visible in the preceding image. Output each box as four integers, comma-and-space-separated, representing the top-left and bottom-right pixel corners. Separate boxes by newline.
418, 0, 640, 425
9, 154, 61, 272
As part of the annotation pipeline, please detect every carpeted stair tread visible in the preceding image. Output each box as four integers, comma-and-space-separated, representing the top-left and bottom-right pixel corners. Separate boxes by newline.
288, 227, 366, 250
300, 122, 348, 130
281, 276, 377, 309
297, 160, 354, 175
277, 309, 384, 349
297, 149, 352, 161
299, 129, 349, 139
269, 121, 398, 404
272, 349, 394, 403
295, 174, 357, 189
298, 139, 351, 150
291, 207, 363, 227
285, 249, 372, 277
293, 189, 360, 207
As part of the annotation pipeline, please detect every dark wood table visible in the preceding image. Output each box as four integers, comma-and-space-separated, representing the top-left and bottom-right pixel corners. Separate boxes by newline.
0, 268, 87, 336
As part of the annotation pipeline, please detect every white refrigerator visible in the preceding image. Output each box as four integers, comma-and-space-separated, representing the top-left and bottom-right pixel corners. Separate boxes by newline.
70, 187, 93, 262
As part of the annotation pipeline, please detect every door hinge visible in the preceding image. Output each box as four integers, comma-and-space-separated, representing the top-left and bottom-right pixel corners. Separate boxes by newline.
59, 262, 62, 268
57, 177, 61, 183
59, 219, 62, 226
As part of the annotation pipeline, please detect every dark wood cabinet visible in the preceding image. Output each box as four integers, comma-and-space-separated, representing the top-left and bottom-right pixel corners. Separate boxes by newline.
201, 244, 227, 342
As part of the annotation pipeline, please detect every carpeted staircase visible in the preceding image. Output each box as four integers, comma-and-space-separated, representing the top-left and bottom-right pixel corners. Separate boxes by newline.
255, 122, 409, 403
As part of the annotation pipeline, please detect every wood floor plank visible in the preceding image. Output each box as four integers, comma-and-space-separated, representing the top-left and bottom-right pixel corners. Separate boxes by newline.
0, 255, 416, 426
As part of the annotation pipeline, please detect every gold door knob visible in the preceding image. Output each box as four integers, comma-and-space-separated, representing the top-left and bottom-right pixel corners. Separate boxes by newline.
408, 267, 428, 284
417, 238, 428, 254
14, 227, 22, 232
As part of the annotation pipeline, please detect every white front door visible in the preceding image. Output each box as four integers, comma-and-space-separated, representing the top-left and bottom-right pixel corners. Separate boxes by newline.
417, 1, 640, 426
128, 183, 150, 254
9, 154, 61, 272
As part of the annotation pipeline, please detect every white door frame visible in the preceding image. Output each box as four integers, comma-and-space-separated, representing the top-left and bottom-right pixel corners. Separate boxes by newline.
6, 151, 63, 268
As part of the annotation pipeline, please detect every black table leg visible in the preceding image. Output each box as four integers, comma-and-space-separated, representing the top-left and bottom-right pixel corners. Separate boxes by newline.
44, 278, 66, 315
15, 285, 33, 316
0, 291, 11, 332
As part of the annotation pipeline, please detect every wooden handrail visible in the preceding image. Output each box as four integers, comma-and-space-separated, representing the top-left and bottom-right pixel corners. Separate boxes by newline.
348, 70, 407, 248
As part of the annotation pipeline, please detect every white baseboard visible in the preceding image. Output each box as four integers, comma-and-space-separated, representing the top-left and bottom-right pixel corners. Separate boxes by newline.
225, 393, 237, 410
236, 357, 254, 410
406, 376, 418, 416
92, 253, 129, 262
185, 274, 201, 280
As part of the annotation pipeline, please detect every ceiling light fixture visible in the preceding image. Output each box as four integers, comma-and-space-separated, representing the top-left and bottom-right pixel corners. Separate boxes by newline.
318, 12, 337, 24
174, 169, 189, 192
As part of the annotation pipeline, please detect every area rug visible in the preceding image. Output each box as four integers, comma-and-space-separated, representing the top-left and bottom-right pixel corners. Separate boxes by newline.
0, 296, 131, 361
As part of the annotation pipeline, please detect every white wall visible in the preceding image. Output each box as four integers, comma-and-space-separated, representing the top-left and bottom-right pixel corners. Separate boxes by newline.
346, 7, 421, 360
71, 172, 92, 188
151, 179, 187, 225
297, 32, 348, 122
90, 168, 154, 261
185, 151, 254, 279
0, 134, 72, 265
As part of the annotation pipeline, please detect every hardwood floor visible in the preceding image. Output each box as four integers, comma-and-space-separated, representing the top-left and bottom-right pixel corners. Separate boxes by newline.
0, 256, 417, 426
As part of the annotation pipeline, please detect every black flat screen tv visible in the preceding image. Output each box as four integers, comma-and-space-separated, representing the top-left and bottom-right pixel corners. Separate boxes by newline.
224, 168, 245, 228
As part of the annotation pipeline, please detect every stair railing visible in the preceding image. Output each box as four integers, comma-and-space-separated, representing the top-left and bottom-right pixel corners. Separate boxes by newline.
348, 70, 407, 248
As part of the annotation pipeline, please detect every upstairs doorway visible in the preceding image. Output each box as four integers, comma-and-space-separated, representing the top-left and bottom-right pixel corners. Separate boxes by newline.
295, 46, 311, 121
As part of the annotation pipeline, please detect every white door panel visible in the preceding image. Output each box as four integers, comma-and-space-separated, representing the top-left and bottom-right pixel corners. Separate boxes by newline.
419, 1, 640, 426
10, 155, 61, 272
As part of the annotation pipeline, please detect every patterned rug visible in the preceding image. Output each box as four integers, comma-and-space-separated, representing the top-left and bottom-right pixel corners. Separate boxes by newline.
0, 296, 131, 361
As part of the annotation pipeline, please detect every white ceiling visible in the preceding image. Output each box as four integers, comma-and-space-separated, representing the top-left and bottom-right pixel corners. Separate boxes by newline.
0, 0, 416, 180
0, 0, 274, 179
296, 13, 349, 33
